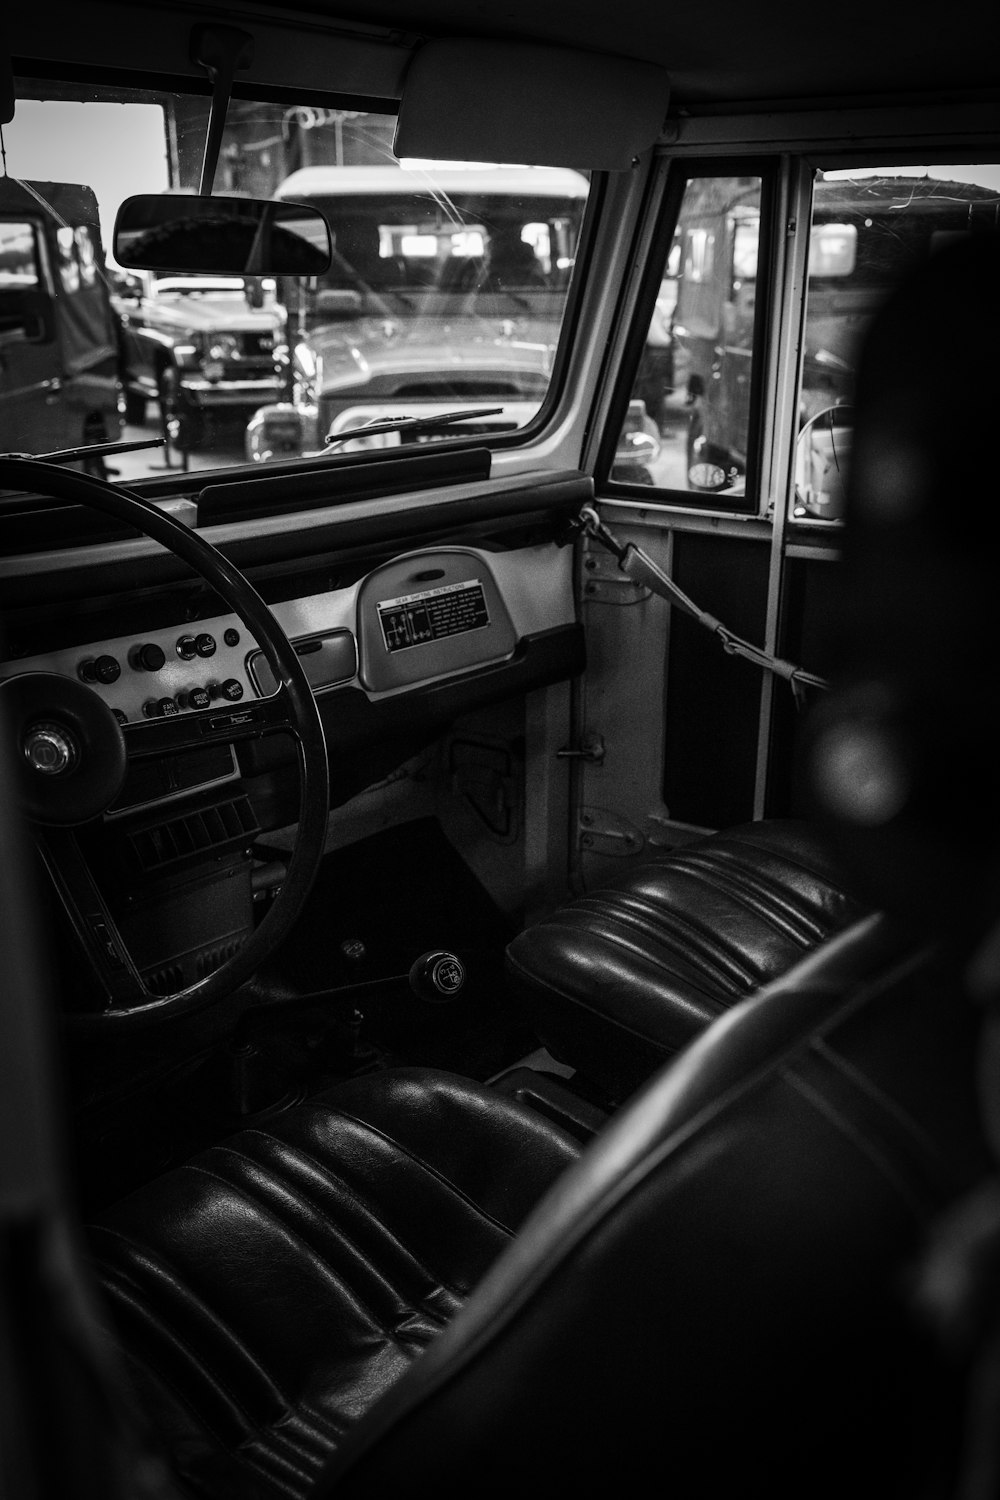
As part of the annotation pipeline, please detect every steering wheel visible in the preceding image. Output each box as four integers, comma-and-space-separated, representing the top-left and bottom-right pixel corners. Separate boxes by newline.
0, 457, 330, 1028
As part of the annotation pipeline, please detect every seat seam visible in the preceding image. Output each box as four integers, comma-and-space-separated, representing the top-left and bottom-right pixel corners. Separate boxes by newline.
212, 1137, 463, 1318
658, 848, 851, 943
182, 1159, 420, 1357
524, 901, 753, 998
96, 1280, 308, 1495
507, 953, 712, 1046
93, 1225, 294, 1415
279, 1104, 524, 1239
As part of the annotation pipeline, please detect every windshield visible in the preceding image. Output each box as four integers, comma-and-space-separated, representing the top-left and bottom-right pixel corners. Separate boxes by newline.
1, 83, 590, 481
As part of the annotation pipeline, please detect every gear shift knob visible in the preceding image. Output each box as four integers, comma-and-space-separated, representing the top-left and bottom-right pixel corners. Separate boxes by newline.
408, 950, 467, 1003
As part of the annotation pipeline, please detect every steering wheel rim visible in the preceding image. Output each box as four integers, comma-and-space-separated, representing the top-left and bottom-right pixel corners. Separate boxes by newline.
0, 456, 330, 1027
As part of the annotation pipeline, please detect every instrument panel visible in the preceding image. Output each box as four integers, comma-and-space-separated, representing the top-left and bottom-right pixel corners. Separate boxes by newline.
0, 542, 574, 812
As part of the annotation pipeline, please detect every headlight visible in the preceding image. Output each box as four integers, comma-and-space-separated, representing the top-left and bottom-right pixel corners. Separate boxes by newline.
207, 334, 240, 362
245, 402, 318, 463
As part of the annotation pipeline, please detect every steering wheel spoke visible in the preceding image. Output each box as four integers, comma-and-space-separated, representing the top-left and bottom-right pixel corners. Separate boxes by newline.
0, 456, 329, 1027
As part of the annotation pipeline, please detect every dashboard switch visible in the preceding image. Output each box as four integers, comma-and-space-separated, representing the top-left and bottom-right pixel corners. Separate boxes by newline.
79, 654, 121, 684
184, 687, 212, 710
131, 642, 167, 672
218, 678, 244, 702
95, 654, 122, 684
176, 634, 198, 660
143, 696, 179, 718
195, 633, 217, 658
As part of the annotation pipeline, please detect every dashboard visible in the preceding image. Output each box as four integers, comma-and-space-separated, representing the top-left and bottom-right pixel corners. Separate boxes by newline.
0, 460, 587, 1004
0, 541, 575, 815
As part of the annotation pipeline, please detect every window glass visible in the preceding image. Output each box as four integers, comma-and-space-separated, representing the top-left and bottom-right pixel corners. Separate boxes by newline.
3, 86, 591, 479
791, 163, 1000, 523
610, 173, 765, 502
0, 220, 39, 290
0, 220, 41, 338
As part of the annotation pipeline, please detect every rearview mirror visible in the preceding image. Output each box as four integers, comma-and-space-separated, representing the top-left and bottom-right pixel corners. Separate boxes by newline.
113, 194, 332, 276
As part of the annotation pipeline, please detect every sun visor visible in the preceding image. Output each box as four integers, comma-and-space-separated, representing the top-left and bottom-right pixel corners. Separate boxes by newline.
393, 39, 670, 171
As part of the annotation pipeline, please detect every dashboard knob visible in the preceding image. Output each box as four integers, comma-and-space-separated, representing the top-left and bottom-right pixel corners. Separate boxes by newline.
184, 687, 212, 710
78, 654, 121, 684
131, 642, 166, 672
94, 654, 122, 684
195, 633, 217, 658
143, 696, 179, 718
176, 634, 198, 660
216, 678, 244, 702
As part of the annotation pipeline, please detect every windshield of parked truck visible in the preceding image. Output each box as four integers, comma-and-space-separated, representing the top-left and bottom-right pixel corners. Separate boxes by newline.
2, 83, 591, 482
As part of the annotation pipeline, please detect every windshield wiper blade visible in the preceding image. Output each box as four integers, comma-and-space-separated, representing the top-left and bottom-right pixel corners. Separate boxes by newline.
0, 437, 166, 465
323, 407, 504, 448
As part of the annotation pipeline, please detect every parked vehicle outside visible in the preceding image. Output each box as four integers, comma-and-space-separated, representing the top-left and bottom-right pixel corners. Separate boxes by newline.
113, 270, 286, 455
0, 177, 123, 469
244, 163, 588, 461
670, 172, 999, 511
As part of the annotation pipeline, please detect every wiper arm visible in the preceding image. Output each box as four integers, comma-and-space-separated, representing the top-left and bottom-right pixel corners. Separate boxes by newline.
324, 407, 503, 448
0, 437, 166, 465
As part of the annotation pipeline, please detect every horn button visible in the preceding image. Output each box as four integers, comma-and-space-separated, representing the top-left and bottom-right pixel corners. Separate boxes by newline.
1, 672, 127, 824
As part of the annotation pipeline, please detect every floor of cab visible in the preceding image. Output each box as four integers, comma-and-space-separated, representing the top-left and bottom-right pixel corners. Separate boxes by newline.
72, 817, 541, 1215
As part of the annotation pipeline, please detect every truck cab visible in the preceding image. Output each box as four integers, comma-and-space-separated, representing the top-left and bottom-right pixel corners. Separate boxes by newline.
0, 6, 998, 1495
0, 177, 122, 465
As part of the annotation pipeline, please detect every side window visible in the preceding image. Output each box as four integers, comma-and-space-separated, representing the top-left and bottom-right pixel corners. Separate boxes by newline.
791, 163, 1000, 524
610, 171, 767, 507
0, 220, 43, 336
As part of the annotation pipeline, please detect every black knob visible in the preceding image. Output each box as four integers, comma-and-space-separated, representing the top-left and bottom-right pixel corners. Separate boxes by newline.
408, 950, 466, 1003
95, 654, 122, 684
79, 654, 121, 684
195, 633, 217, 658
224, 628, 241, 647
218, 678, 244, 702
184, 686, 211, 710
142, 696, 179, 718
131, 642, 166, 672
176, 634, 198, 660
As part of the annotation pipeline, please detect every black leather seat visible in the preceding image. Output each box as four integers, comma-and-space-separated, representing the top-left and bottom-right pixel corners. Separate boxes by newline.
89, 915, 989, 1497
506, 817, 866, 1100
90, 1070, 580, 1497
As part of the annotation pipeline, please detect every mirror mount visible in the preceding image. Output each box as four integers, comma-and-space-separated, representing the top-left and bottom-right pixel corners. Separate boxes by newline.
189, 24, 255, 196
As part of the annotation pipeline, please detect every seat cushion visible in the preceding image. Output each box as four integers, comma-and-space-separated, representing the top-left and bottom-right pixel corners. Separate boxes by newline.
505, 818, 867, 1100
88, 1067, 580, 1500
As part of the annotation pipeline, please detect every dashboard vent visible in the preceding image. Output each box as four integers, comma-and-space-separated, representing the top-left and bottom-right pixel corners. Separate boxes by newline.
128, 796, 260, 874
